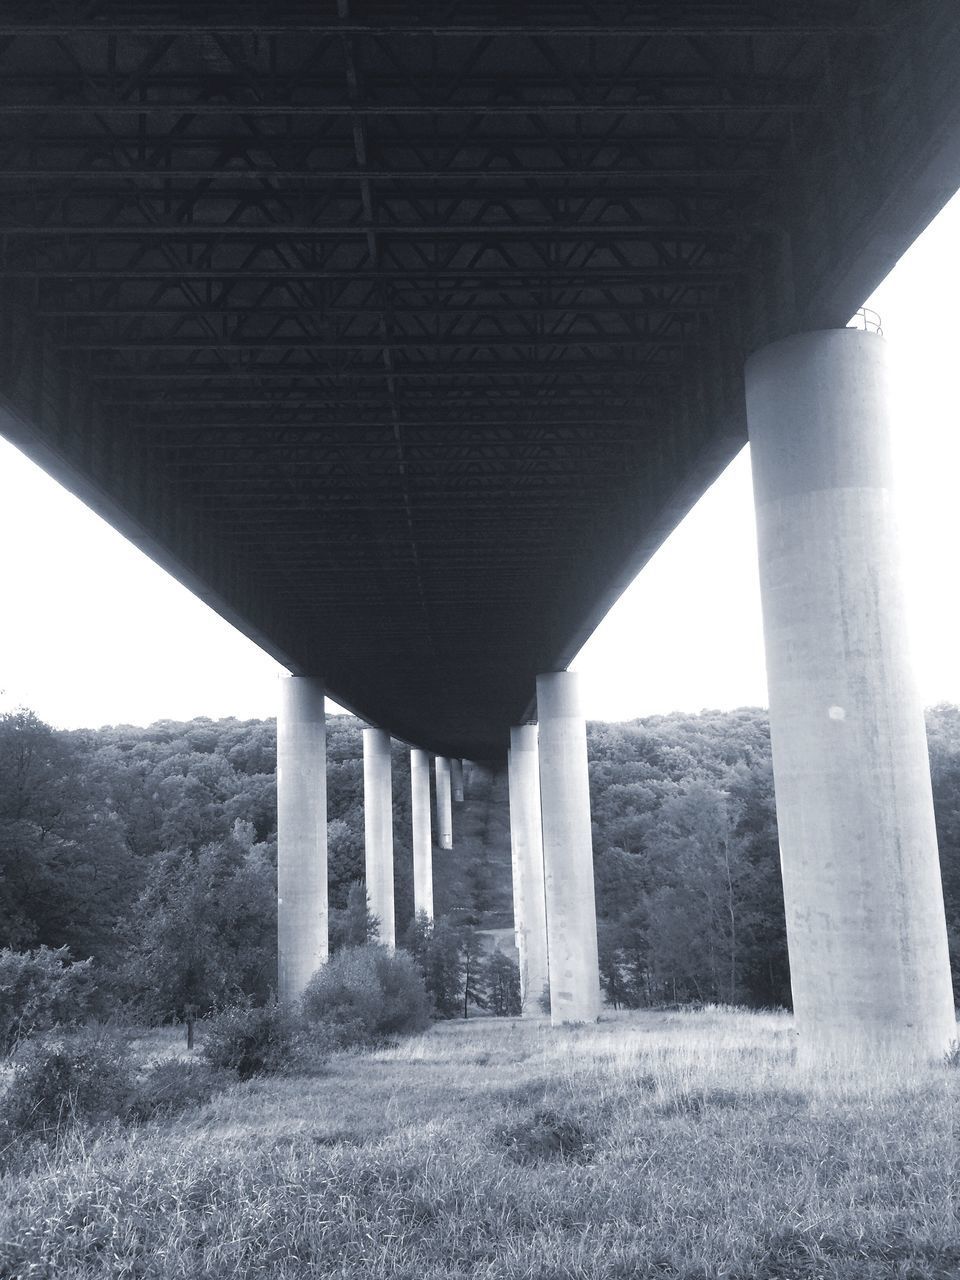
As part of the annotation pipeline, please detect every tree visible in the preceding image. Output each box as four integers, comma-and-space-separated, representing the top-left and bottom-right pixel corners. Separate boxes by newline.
418, 917, 463, 1019
483, 950, 521, 1016
0, 709, 135, 963
459, 926, 487, 1018
400, 910, 432, 967
648, 780, 749, 1004
121, 833, 275, 1020
329, 881, 380, 952
597, 920, 631, 1010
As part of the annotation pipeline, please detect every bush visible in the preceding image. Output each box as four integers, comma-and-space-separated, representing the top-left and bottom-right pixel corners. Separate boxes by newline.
0, 1033, 133, 1140
0, 947, 95, 1055
132, 1058, 232, 1119
201, 1001, 303, 1080
302, 945, 431, 1046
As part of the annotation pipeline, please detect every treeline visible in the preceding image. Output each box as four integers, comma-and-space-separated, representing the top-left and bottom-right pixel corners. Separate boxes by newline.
589, 710, 787, 1008
0, 711, 412, 1018
589, 705, 960, 1008
3, 703, 960, 1015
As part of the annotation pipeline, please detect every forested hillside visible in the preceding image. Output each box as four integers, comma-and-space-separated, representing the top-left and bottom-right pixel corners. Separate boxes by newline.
4, 703, 960, 1016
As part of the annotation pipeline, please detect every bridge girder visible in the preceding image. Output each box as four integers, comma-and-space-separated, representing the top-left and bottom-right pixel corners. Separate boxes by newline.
0, 1, 958, 755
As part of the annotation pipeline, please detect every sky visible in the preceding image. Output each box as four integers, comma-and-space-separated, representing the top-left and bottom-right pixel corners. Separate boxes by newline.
2, 190, 960, 731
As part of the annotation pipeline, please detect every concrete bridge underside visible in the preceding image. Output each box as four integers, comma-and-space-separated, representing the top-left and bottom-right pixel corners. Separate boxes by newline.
2, 3, 960, 758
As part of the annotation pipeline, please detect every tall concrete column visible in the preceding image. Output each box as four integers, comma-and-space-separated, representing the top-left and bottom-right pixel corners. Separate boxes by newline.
451, 758, 465, 803
410, 748, 434, 920
276, 675, 327, 1005
537, 671, 601, 1024
508, 725, 550, 1016
435, 756, 453, 849
363, 727, 395, 949
746, 328, 955, 1057
508, 748, 523, 952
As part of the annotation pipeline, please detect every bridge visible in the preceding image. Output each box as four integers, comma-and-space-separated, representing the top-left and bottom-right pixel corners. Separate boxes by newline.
2, 3, 959, 1052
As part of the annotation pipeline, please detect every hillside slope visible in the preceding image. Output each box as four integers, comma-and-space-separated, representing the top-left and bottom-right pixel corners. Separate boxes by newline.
432, 762, 514, 938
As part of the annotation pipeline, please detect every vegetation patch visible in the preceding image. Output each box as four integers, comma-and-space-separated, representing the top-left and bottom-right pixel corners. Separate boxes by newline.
0, 1013, 959, 1278
494, 1106, 595, 1165
302, 944, 431, 1047
0, 1032, 134, 1141
201, 1001, 315, 1080
131, 1057, 233, 1120
0, 947, 95, 1056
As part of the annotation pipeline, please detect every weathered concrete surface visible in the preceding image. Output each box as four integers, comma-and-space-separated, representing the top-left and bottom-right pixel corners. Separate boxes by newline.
746, 328, 956, 1057
411, 748, 434, 920
277, 675, 327, 1004
536, 671, 601, 1025
435, 756, 454, 849
363, 727, 395, 949
508, 725, 550, 1017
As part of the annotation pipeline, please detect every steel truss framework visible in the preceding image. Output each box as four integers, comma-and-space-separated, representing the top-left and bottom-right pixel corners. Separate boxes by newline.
0, 1, 958, 754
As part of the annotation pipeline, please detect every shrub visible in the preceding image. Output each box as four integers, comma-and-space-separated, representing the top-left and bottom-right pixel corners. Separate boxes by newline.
132, 1058, 232, 1119
0, 947, 95, 1055
302, 945, 431, 1046
201, 1001, 301, 1080
0, 1033, 133, 1140
537, 981, 551, 1015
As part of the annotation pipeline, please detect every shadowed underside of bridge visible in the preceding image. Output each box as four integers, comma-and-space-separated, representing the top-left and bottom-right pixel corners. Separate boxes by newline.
1, 2, 959, 756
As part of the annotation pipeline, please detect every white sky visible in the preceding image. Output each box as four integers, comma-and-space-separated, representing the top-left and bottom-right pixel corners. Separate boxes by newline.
2, 191, 960, 731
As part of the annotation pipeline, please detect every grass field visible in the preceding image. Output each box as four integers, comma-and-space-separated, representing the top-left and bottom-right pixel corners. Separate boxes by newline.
2, 1008, 959, 1279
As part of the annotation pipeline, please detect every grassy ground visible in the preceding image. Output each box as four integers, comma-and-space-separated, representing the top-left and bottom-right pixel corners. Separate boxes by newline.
2, 1008, 960, 1278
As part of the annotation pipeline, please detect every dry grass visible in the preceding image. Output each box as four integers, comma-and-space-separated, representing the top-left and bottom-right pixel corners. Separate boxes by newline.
2, 1008, 959, 1278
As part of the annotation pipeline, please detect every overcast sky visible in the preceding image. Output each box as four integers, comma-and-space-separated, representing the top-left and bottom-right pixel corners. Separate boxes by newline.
2, 191, 960, 732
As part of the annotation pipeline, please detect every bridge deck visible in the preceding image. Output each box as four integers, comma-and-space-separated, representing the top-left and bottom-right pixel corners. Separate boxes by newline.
1, 2, 959, 755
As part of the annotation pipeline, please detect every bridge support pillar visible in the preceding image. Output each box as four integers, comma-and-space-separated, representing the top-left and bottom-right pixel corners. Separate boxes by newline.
410, 748, 434, 920
508, 725, 550, 1017
435, 756, 454, 848
536, 671, 601, 1024
746, 328, 955, 1058
277, 675, 327, 1005
363, 728, 395, 949
451, 758, 465, 803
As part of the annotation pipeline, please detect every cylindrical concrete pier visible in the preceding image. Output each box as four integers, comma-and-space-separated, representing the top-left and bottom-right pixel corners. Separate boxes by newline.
508, 725, 550, 1016
746, 328, 956, 1057
363, 727, 395, 949
410, 748, 434, 920
451, 758, 465, 803
277, 675, 327, 1005
435, 756, 453, 849
508, 747, 523, 952
537, 671, 601, 1024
